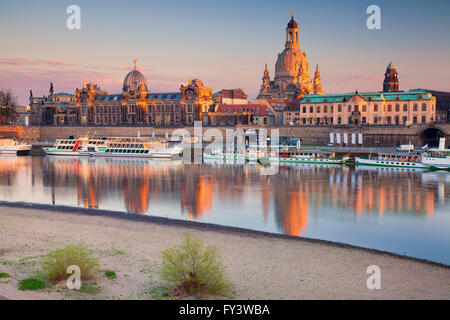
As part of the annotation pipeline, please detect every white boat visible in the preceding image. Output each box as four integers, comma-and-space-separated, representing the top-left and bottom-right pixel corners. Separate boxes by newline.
203, 146, 267, 162
421, 149, 450, 170
43, 136, 183, 159
270, 149, 347, 165
0, 138, 31, 155
355, 153, 428, 169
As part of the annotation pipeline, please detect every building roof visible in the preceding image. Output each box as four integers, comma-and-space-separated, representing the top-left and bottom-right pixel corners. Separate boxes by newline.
148, 93, 180, 100
215, 104, 272, 116
123, 69, 148, 92
93, 93, 180, 101
300, 90, 434, 104
94, 94, 123, 101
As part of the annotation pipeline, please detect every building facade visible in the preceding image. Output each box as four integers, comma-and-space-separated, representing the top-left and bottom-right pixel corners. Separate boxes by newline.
29, 63, 213, 126
203, 104, 275, 126
288, 90, 436, 126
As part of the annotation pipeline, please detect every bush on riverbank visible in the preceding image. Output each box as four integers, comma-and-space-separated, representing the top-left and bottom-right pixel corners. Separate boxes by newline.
42, 245, 100, 282
160, 233, 232, 297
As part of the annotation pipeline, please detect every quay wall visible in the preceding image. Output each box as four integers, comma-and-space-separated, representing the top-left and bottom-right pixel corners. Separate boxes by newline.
1, 124, 449, 148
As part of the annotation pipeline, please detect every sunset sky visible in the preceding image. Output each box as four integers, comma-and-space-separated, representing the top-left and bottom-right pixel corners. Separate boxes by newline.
0, 0, 449, 105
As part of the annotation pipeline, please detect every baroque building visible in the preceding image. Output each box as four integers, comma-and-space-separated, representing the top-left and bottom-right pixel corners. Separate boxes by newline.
257, 12, 323, 100
29, 60, 213, 126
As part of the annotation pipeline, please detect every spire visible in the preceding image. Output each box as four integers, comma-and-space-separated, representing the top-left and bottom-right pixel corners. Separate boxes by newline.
387, 58, 396, 70
313, 65, 323, 95
314, 64, 320, 77
292, 9, 294, 19
133, 58, 138, 70
49, 82, 54, 95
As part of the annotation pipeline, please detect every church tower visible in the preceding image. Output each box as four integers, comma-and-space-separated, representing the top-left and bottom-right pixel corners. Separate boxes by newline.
383, 59, 399, 92
257, 11, 323, 100
313, 65, 324, 95
285, 10, 300, 49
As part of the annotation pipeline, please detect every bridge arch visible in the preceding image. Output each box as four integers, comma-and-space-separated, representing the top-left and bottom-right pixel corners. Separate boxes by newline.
419, 126, 447, 148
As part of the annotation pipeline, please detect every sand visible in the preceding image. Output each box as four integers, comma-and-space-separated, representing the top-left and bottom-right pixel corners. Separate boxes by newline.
0, 204, 449, 300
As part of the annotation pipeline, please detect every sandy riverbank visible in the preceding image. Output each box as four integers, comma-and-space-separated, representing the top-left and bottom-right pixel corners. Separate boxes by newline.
0, 204, 449, 300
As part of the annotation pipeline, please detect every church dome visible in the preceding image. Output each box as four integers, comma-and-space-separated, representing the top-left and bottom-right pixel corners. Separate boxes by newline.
123, 68, 148, 92
275, 47, 310, 79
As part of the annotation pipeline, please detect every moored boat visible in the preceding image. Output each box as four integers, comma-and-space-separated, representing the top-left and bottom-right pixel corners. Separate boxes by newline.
270, 149, 347, 165
0, 138, 31, 156
355, 153, 428, 169
43, 136, 183, 159
421, 149, 450, 170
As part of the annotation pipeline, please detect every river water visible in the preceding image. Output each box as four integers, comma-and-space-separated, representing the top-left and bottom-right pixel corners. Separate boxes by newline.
0, 155, 449, 265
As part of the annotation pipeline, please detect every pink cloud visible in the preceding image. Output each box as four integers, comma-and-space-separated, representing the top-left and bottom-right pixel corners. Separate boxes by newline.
0, 58, 76, 68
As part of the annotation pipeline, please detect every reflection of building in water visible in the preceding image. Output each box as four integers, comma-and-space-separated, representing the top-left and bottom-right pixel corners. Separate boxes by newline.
124, 178, 149, 214
43, 158, 183, 213
0, 157, 26, 185
181, 172, 213, 220
327, 168, 437, 216
36, 158, 446, 235
272, 167, 312, 236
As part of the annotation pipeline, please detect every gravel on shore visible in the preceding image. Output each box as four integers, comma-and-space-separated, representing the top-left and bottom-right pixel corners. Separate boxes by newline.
0, 204, 449, 300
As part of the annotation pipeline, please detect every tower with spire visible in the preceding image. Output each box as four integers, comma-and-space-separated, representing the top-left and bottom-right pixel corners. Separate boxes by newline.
260, 64, 270, 93
383, 59, 399, 92
313, 64, 323, 94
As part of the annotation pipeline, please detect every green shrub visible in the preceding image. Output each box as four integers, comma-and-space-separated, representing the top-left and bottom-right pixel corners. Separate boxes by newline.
41, 245, 100, 282
160, 233, 232, 297
19, 278, 46, 291
104, 270, 116, 279
0, 272, 11, 278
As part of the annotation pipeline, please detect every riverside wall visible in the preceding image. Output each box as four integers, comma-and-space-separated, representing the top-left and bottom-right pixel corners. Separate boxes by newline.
1, 124, 449, 148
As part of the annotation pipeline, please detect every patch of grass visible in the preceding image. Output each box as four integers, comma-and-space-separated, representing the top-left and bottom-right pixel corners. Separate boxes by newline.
104, 270, 116, 279
140, 283, 171, 299
79, 282, 102, 295
42, 245, 100, 283
160, 233, 233, 297
110, 249, 125, 256
19, 277, 47, 291
0, 272, 11, 278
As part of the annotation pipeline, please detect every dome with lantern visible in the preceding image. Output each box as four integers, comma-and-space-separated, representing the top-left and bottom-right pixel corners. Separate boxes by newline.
123, 59, 149, 92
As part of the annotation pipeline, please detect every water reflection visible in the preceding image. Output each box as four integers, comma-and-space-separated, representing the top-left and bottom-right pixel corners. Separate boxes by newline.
0, 156, 449, 263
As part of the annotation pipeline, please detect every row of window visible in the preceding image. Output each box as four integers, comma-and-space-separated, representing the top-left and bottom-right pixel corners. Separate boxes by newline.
288, 115, 431, 125
108, 143, 144, 148
300, 103, 432, 114
105, 149, 149, 154
82, 104, 188, 114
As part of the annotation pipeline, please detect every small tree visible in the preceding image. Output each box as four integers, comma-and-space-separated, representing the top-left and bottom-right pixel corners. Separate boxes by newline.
0, 88, 18, 124
160, 233, 232, 297
41, 245, 100, 282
